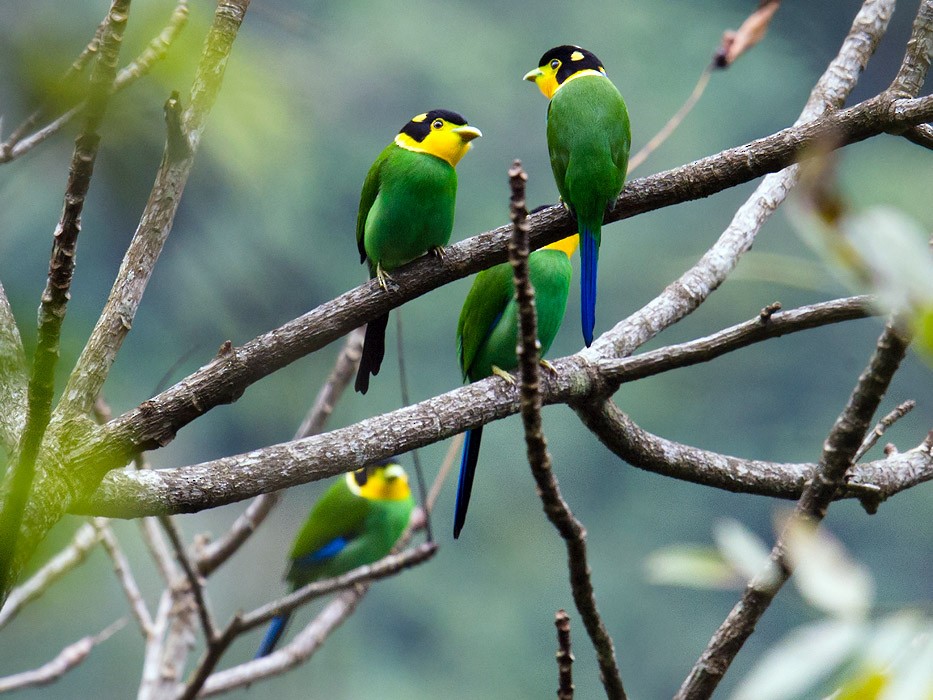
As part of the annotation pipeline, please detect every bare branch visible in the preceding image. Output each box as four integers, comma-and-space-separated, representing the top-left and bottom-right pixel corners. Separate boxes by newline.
158, 515, 217, 644
675, 319, 911, 699
576, 400, 933, 503
854, 399, 916, 461
0, 619, 124, 693
57, 0, 249, 421
556, 610, 575, 700
903, 122, 933, 149
627, 66, 712, 174
0, 0, 131, 599
509, 161, 626, 699
60, 86, 933, 482
889, 0, 933, 97
76, 296, 880, 518
95, 519, 154, 637
0, 522, 101, 630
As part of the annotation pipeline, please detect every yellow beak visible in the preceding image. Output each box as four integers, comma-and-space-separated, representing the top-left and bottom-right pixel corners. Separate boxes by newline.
453, 125, 482, 142
523, 68, 543, 82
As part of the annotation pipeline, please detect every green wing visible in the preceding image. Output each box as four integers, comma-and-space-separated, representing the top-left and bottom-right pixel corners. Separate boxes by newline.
356, 143, 394, 266
288, 478, 369, 564
457, 262, 515, 382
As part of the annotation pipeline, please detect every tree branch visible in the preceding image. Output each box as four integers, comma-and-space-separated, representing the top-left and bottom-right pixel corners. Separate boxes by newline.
508, 162, 626, 699
74, 296, 884, 518
576, 399, 932, 506
0, 522, 101, 630
0, 619, 124, 693
675, 319, 911, 699
0, 0, 131, 601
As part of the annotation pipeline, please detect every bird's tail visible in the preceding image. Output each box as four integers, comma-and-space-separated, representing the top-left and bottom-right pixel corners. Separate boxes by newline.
256, 612, 291, 658
580, 223, 600, 347
355, 312, 389, 394
453, 426, 483, 539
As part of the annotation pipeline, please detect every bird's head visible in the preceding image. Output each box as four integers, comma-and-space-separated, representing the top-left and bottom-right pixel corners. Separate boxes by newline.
523, 45, 606, 99
347, 462, 412, 501
394, 109, 482, 167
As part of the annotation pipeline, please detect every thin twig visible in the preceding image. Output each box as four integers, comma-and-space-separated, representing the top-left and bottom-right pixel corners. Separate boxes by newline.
675, 319, 911, 700
508, 161, 626, 700
95, 519, 154, 637
396, 311, 433, 541
158, 515, 216, 644
0, 522, 101, 630
854, 399, 916, 461
627, 66, 712, 174
0, 619, 124, 693
556, 610, 575, 700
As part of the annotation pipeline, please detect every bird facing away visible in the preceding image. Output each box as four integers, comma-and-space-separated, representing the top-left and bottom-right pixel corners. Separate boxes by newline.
256, 462, 415, 657
355, 109, 482, 394
524, 45, 631, 347
453, 234, 578, 538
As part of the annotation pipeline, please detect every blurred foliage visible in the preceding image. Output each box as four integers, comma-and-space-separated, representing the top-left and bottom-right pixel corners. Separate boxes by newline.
653, 519, 933, 700
0, 1, 931, 698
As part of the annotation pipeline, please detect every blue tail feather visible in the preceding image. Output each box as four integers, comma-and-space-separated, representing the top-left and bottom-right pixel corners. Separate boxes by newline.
581, 226, 599, 347
256, 612, 291, 658
453, 427, 483, 539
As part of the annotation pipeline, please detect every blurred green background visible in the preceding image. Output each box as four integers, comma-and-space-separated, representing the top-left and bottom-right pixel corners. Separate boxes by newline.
1, 1, 930, 698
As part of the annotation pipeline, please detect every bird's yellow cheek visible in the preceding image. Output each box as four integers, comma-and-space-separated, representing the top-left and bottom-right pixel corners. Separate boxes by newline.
537, 74, 559, 100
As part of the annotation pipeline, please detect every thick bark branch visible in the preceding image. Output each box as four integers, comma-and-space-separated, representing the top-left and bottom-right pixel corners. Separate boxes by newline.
74, 296, 884, 518
577, 400, 932, 505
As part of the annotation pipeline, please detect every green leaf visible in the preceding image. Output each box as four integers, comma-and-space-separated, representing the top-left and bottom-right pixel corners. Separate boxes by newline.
782, 517, 874, 618
643, 545, 743, 589
729, 619, 865, 700
713, 518, 773, 583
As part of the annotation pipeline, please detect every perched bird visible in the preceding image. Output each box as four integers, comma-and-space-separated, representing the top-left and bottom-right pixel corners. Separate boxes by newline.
256, 462, 415, 657
453, 233, 577, 538
355, 110, 482, 393
524, 45, 631, 347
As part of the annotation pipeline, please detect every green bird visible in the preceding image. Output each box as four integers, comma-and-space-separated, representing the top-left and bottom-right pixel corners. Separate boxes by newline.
453, 232, 578, 538
524, 45, 631, 347
355, 109, 482, 393
256, 462, 415, 657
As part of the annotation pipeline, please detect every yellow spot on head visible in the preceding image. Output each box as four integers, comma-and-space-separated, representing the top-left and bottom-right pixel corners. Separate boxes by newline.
570, 50, 585, 61
410, 113, 428, 123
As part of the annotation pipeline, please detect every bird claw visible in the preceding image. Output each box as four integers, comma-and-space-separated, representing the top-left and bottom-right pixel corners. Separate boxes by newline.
430, 245, 448, 262
375, 263, 394, 291
539, 359, 558, 375
491, 365, 517, 385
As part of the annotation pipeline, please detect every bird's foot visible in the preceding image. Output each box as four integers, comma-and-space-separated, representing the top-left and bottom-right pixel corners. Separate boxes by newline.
539, 359, 558, 375
491, 365, 517, 385
375, 263, 394, 291
430, 245, 448, 262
